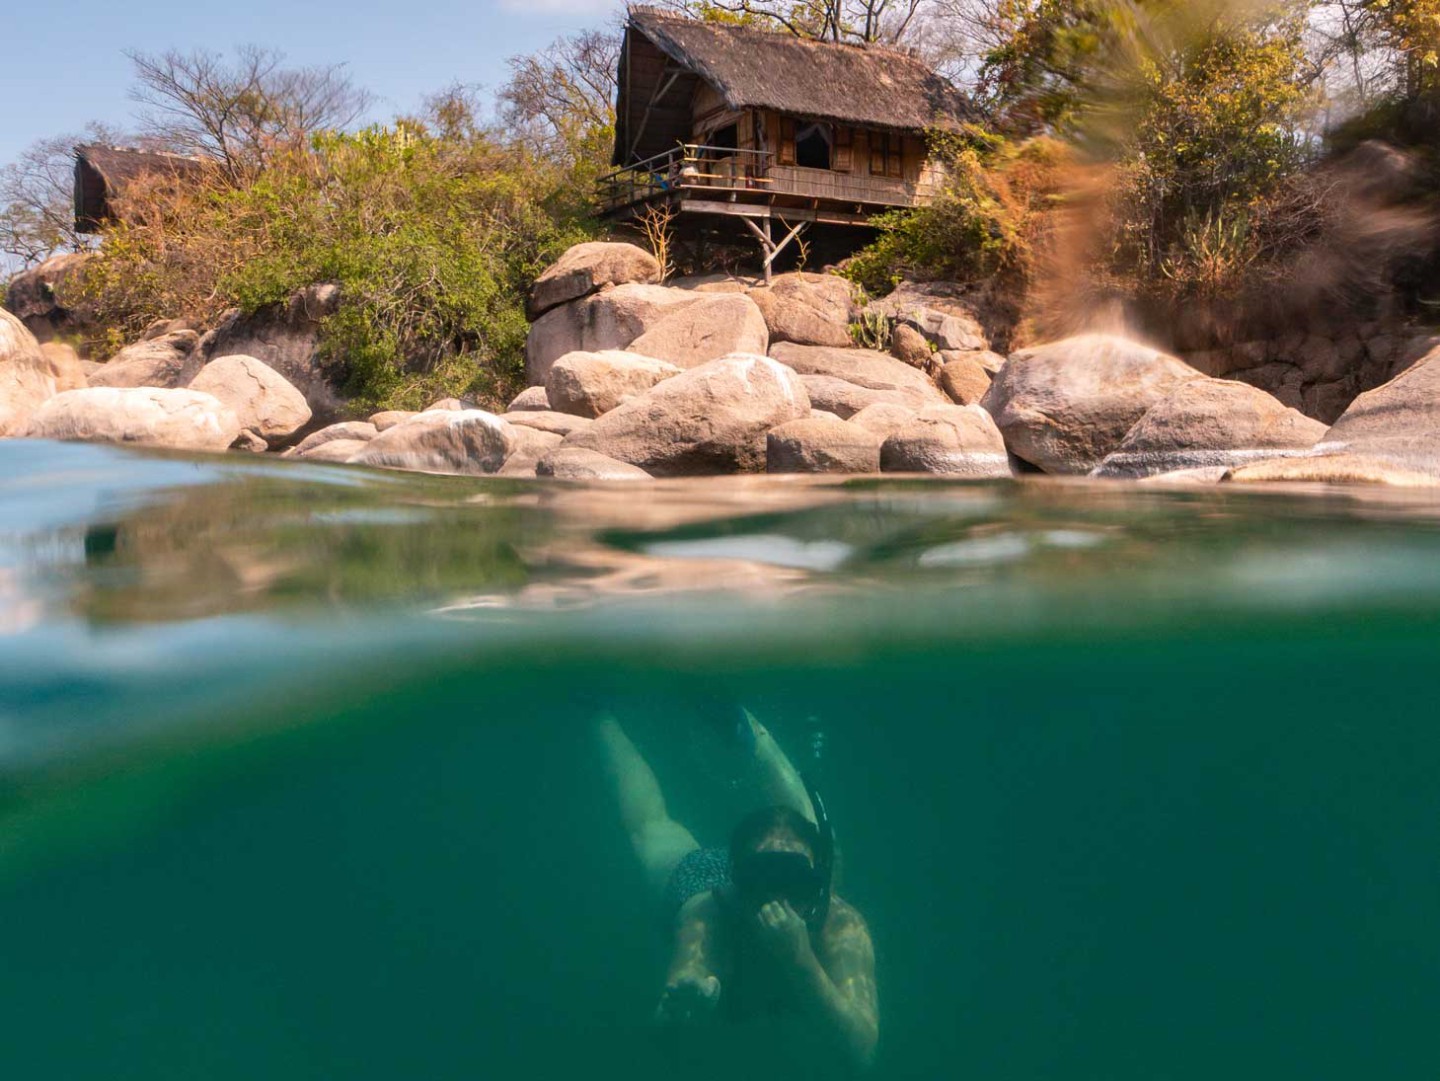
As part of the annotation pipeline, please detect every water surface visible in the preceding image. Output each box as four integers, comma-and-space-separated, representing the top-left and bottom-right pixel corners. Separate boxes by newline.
0, 440, 1436, 1079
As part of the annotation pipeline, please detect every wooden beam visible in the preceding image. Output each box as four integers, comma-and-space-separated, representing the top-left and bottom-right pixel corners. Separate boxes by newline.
679, 199, 875, 228
764, 219, 809, 269
628, 69, 683, 160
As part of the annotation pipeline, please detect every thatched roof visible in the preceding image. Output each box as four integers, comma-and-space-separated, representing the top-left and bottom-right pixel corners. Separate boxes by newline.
74, 145, 209, 233
615, 8, 973, 164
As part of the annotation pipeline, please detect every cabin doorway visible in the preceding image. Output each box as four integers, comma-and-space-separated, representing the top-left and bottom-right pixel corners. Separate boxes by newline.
795, 123, 833, 170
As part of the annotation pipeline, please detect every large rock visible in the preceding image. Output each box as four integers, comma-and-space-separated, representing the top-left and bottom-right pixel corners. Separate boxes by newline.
23, 387, 241, 451
286, 421, 378, 458
498, 426, 565, 477
39, 343, 88, 392
766, 417, 881, 474
525, 283, 702, 385
499, 410, 593, 438
563, 354, 810, 475
627, 294, 769, 370
349, 410, 516, 476
0, 308, 57, 436
536, 446, 652, 480
770, 342, 947, 417
88, 330, 203, 389
865, 281, 990, 352
545, 350, 681, 418
1308, 346, 1440, 475
200, 283, 344, 422
880, 405, 1012, 477
3, 252, 91, 343
747, 273, 855, 348
848, 402, 918, 439
939, 354, 993, 406
300, 438, 372, 464
369, 410, 416, 432
527, 242, 661, 320
507, 386, 550, 412
1224, 454, 1440, 487
189, 354, 313, 444
1093, 378, 1327, 478
982, 334, 1203, 474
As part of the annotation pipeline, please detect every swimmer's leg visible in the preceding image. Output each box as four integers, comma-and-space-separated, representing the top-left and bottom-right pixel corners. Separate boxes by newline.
596, 714, 701, 897
744, 709, 817, 825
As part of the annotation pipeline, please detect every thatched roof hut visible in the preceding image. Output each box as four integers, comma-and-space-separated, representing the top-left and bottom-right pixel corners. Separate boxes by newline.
614, 8, 973, 166
74, 145, 209, 233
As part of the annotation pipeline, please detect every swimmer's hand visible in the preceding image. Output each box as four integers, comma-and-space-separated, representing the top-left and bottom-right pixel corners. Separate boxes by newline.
654, 974, 722, 1026
755, 900, 815, 971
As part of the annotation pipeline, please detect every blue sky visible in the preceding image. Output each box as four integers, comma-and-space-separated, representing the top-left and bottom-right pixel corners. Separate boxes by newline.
0, 0, 624, 167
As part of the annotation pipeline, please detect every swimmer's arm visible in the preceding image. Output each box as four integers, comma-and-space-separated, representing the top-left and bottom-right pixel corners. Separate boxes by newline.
794, 902, 879, 1070
666, 892, 723, 986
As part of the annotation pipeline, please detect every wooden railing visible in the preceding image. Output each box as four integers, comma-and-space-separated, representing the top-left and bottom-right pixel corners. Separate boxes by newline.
596, 145, 774, 212
596, 145, 935, 213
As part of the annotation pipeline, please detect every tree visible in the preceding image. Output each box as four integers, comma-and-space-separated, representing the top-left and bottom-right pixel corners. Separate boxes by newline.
662, 0, 932, 45
499, 29, 620, 163
126, 46, 373, 181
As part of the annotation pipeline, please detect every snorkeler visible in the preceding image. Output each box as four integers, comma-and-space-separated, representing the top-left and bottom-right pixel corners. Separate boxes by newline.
596, 712, 879, 1073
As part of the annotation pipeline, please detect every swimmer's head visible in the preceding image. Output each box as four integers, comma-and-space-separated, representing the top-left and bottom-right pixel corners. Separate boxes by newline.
729, 806, 826, 920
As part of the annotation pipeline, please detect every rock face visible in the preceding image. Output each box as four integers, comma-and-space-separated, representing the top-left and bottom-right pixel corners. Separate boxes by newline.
563, 354, 810, 475
499, 426, 565, 476
349, 410, 516, 476
39, 343, 88, 393
536, 446, 652, 480
3, 253, 91, 343
0, 308, 57, 436
983, 334, 1203, 474
939, 354, 993, 406
1308, 346, 1440, 475
527, 243, 661, 320
286, 421, 378, 457
189, 354, 313, 444
369, 410, 416, 432
200, 283, 344, 422
23, 387, 241, 451
507, 386, 550, 412
1224, 454, 1440, 487
298, 438, 372, 464
890, 323, 937, 372
627, 293, 769, 369
525, 283, 703, 385
747, 273, 855, 348
499, 410, 593, 438
88, 330, 203, 389
545, 350, 681, 418
865, 281, 991, 352
770, 342, 947, 417
880, 405, 1012, 477
1093, 378, 1327, 478
848, 402, 918, 439
766, 417, 881, 474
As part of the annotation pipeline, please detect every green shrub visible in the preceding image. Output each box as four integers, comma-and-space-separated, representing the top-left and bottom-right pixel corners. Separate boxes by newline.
76, 123, 599, 413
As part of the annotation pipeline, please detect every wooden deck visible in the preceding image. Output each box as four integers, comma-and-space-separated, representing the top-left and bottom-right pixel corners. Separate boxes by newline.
596, 145, 936, 223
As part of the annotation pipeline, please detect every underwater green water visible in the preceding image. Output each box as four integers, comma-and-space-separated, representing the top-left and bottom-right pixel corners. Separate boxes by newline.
0, 440, 1437, 1079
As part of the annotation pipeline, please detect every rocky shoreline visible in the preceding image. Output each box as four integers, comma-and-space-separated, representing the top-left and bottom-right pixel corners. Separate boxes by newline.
3, 241, 1438, 487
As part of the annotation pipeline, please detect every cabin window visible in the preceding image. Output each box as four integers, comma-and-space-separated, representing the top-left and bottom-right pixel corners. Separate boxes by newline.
708, 124, 738, 152
833, 127, 853, 172
795, 123, 833, 170
869, 131, 904, 178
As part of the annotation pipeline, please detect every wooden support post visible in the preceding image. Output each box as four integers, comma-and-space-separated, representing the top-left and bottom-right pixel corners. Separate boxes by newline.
742, 216, 775, 283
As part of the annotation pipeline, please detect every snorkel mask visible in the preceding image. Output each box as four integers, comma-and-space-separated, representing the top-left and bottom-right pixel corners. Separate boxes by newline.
730, 779, 836, 934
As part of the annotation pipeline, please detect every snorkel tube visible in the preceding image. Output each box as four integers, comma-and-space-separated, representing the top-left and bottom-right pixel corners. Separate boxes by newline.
803, 774, 836, 933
